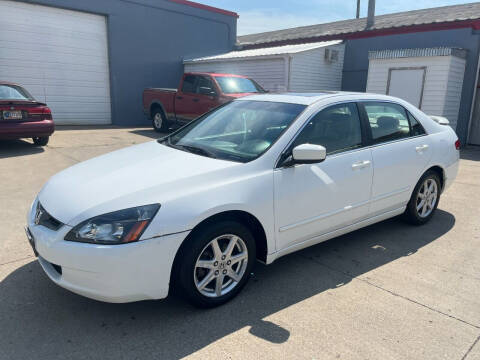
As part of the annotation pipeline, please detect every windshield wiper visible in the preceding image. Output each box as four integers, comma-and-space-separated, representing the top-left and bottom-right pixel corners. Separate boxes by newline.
172, 144, 217, 159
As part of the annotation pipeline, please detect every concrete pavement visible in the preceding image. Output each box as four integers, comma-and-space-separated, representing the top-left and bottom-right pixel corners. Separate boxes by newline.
0, 127, 479, 360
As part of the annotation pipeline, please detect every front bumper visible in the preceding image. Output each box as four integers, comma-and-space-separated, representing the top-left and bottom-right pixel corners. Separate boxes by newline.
0, 119, 54, 139
26, 201, 188, 303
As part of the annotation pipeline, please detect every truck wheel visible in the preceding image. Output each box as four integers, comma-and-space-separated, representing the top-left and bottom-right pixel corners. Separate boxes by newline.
152, 108, 169, 132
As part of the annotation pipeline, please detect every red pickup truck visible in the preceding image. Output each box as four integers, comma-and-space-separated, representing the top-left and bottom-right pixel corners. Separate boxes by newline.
143, 72, 265, 132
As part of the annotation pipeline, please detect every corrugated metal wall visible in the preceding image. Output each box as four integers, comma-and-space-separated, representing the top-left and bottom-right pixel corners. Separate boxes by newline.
289, 44, 345, 92
185, 58, 287, 91
185, 43, 345, 93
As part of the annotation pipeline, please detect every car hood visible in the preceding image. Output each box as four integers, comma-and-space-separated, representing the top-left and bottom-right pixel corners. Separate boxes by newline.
38, 141, 240, 225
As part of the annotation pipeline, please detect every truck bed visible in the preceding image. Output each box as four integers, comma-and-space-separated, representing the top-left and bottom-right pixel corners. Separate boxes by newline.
144, 88, 177, 93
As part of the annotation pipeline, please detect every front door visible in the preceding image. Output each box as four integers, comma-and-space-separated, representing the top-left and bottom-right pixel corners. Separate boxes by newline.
274, 102, 373, 251
193, 76, 220, 118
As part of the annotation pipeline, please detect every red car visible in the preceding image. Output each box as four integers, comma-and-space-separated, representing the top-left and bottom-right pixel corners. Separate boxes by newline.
143, 72, 266, 132
0, 82, 54, 146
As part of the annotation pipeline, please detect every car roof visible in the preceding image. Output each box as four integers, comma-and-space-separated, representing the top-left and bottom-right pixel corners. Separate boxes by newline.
186, 72, 249, 78
236, 92, 402, 105
0, 81, 21, 86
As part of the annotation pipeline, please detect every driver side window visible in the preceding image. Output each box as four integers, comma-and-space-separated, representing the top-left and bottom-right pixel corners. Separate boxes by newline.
196, 76, 216, 95
292, 102, 363, 155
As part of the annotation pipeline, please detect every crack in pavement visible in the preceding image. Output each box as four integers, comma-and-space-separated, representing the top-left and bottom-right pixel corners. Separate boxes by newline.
0, 255, 34, 267
461, 334, 480, 360
299, 254, 480, 330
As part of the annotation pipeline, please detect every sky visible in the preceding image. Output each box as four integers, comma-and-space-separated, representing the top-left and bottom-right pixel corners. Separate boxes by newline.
193, 0, 477, 35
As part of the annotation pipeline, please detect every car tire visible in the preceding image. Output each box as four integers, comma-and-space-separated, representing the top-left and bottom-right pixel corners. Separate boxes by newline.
175, 220, 256, 308
32, 136, 49, 146
404, 170, 441, 225
152, 108, 169, 133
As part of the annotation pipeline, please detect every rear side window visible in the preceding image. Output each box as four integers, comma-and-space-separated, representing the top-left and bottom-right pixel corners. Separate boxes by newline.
363, 102, 410, 143
181, 75, 197, 93
292, 102, 362, 155
0, 84, 34, 100
407, 111, 426, 136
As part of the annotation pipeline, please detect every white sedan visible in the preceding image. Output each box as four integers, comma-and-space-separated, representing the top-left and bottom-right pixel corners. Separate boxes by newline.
26, 92, 460, 307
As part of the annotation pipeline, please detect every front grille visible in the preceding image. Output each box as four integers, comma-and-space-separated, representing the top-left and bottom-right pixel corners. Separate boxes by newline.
34, 202, 63, 231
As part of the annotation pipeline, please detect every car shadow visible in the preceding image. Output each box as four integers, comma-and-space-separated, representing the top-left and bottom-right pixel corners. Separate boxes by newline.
0, 210, 455, 359
0, 139, 44, 159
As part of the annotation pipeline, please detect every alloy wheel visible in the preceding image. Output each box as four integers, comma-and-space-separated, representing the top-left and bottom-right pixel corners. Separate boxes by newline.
153, 112, 163, 129
194, 234, 248, 298
416, 178, 438, 218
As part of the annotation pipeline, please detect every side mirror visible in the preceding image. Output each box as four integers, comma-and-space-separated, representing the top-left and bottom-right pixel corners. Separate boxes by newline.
291, 144, 326, 164
198, 86, 216, 96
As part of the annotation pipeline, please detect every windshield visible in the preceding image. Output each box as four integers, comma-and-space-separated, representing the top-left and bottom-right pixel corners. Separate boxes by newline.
162, 100, 306, 163
214, 77, 265, 94
0, 84, 34, 101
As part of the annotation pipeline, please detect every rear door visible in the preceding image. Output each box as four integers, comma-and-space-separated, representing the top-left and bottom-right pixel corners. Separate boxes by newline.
175, 74, 199, 122
359, 101, 432, 217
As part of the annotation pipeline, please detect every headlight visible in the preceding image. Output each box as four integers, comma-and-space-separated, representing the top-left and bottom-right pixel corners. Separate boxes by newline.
65, 204, 160, 245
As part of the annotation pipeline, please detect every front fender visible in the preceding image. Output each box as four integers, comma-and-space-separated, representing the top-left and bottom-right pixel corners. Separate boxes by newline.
141, 169, 276, 253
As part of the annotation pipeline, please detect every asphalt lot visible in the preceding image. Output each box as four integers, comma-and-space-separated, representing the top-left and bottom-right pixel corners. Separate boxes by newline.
0, 127, 479, 360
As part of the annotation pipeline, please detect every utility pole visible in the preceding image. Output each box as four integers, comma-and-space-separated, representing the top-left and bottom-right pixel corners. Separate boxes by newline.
356, 0, 360, 18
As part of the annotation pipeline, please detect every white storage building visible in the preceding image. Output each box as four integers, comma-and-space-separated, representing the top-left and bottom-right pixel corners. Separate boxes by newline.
366, 47, 467, 130
184, 40, 345, 92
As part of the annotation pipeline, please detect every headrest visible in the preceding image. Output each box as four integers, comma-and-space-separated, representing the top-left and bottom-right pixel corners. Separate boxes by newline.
329, 113, 351, 123
377, 116, 399, 130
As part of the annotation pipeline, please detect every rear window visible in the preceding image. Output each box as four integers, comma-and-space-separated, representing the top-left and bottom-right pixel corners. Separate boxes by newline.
182, 75, 197, 93
215, 77, 265, 94
0, 84, 34, 101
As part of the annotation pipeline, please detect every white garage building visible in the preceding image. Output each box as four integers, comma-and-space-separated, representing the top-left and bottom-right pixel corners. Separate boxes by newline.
366, 47, 467, 131
184, 40, 345, 92
0, 0, 111, 125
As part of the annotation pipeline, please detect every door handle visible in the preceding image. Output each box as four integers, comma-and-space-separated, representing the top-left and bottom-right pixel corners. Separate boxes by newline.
192, 98, 200, 102
352, 160, 371, 170
416, 144, 429, 152
176, 96, 183, 100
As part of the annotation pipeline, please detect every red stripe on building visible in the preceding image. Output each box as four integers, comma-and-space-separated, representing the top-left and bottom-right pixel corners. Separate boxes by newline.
242, 19, 480, 49
168, 0, 238, 18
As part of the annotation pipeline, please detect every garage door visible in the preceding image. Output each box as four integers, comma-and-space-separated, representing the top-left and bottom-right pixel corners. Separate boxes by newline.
387, 68, 426, 108
0, 0, 111, 125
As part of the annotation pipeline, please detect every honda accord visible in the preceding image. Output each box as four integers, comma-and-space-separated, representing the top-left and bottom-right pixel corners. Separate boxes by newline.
26, 92, 459, 307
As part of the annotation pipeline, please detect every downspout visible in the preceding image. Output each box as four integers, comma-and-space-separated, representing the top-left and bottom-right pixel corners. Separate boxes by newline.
466, 39, 480, 144
284, 55, 292, 91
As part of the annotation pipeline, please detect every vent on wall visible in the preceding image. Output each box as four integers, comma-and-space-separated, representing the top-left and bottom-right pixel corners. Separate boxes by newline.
324, 49, 339, 63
